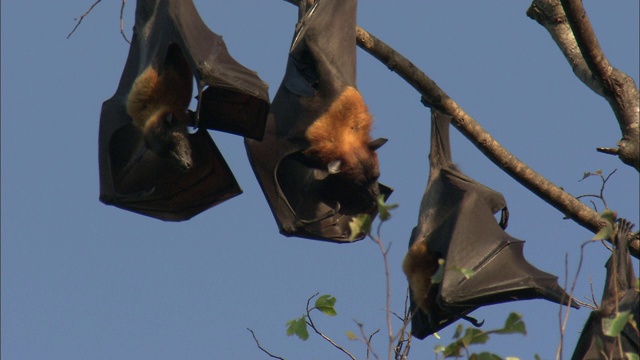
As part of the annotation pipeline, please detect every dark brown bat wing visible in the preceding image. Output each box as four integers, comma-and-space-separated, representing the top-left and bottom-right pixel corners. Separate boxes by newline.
571, 219, 639, 360
99, 0, 268, 221
405, 109, 578, 339
245, 0, 391, 242
167, 0, 269, 139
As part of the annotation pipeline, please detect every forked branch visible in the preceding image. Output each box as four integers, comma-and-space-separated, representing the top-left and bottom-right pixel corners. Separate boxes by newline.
528, 0, 639, 171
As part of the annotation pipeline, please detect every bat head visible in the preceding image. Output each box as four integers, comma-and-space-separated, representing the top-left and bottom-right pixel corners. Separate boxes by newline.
143, 110, 193, 172
329, 137, 387, 206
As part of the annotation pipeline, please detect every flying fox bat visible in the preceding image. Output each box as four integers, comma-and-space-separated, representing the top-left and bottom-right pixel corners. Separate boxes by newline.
99, 0, 269, 221
402, 109, 579, 339
245, 0, 391, 243
572, 219, 639, 360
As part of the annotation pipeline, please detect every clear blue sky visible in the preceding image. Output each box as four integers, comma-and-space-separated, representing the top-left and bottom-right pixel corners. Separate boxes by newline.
2, 1, 638, 358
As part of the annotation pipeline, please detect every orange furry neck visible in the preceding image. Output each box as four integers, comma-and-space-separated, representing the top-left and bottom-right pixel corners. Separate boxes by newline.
126, 62, 192, 130
304, 86, 374, 174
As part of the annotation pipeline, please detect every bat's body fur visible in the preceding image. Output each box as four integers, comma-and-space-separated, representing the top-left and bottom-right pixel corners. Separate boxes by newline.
304, 86, 380, 187
127, 47, 193, 171
403, 239, 439, 316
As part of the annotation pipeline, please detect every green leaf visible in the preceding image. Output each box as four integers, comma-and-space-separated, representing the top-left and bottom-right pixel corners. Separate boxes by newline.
534, 354, 542, 360
346, 330, 357, 340
469, 352, 502, 360
433, 345, 445, 353
442, 341, 463, 358
454, 266, 476, 279
286, 317, 309, 340
431, 258, 445, 284
496, 312, 527, 335
315, 294, 337, 316
626, 352, 639, 360
580, 171, 591, 180
461, 328, 489, 346
348, 214, 372, 240
602, 311, 631, 337
452, 323, 463, 339
377, 195, 398, 222
600, 209, 617, 225
593, 222, 613, 241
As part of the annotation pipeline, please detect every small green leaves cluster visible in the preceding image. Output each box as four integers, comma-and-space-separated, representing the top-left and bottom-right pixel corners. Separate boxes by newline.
433, 313, 527, 359
286, 294, 337, 341
580, 169, 604, 181
348, 195, 398, 240
286, 317, 309, 340
601, 311, 633, 337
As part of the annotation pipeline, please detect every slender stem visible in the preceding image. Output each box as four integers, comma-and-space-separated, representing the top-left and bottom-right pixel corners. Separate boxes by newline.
305, 294, 357, 360
369, 230, 394, 360
247, 328, 286, 360
67, 0, 103, 39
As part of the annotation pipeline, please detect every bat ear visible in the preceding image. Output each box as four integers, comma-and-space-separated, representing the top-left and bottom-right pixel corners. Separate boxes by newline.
369, 138, 388, 151
312, 160, 341, 181
328, 160, 341, 174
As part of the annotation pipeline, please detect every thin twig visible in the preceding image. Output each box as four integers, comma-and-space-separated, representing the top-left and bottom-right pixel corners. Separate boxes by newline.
67, 0, 102, 39
369, 231, 394, 360
576, 169, 617, 211
119, 0, 131, 44
355, 319, 380, 360
588, 276, 599, 308
247, 328, 286, 360
367, 329, 380, 359
305, 294, 356, 360
393, 287, 412, 360
556, 240, 593, 360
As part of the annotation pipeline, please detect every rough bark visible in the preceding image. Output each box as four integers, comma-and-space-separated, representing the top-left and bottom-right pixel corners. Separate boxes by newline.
528, 0, 640, 171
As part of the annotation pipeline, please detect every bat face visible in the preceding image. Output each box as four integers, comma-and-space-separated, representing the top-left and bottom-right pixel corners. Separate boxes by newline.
98, 0, 269, 221
126, 43, 194, 171
403, 110, 578, 339
245, 0, 392, 242
142, 110, 193, 172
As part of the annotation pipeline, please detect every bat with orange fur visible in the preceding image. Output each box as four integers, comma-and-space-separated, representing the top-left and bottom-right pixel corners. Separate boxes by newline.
99, 0, 269, 221
245, 0, 391, 242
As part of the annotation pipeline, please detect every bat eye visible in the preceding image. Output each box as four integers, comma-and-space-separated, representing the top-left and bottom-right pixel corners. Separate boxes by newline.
163, 113, 175, 126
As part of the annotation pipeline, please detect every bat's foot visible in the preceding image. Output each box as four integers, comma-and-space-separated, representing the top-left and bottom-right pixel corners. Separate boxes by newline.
461, 315, 484, 328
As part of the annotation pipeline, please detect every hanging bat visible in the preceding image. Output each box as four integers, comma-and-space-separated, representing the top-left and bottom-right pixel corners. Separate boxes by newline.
244, 0, 391, 243
572, 219, 639, 360
99, 0, 269, 221
402, 109, 579, 339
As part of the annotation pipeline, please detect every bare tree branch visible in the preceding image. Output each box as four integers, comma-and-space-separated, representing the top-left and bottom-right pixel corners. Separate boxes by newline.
528, 0, 640, 171
119, 0, 131, 44
526, 0, 603, 96
67, 0, 102, 39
